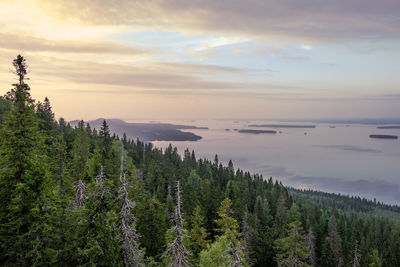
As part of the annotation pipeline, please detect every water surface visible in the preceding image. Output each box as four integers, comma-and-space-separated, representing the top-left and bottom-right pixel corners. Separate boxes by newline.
150, 119, 400, 205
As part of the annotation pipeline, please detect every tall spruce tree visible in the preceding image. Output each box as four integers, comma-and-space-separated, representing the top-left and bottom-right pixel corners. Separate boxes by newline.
188, 205, 209, 262
274, 220, 310, 267
0, 55, 55, 265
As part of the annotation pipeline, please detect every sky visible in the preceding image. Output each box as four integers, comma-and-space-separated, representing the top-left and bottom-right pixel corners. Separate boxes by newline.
1, 0, 400, 121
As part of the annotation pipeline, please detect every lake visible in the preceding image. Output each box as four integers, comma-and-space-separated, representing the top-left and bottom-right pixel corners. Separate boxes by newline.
150, 119, 400, 205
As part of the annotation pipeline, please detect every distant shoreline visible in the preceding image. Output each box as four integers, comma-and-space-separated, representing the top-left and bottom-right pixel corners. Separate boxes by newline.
238, 129, 277, 134
377, 126, 400, 129
249, 124, 316, 128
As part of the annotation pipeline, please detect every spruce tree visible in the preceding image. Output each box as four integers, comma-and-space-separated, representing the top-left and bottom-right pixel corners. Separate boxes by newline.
188, 205, 209, 262
0, 55, 55, 265
327, 216, 344, 266
274, 220, 310, 267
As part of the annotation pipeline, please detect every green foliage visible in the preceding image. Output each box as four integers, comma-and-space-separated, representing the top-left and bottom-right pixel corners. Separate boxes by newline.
368, 249, 382, 267
136, 196, 167, 258
274, 220, 310, 267
198, 235, 232, 267
214, 198, 240, 241
189, 205, 209, 261
0, 55, 58, 265
0, 96, 11, 124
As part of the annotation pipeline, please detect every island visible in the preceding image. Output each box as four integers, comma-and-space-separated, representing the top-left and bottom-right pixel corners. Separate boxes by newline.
248, 124, 316, 128
369, 134, 398, 139
238, 129, 277, 134
376, 126, 400, 129
70, 118, 206, 141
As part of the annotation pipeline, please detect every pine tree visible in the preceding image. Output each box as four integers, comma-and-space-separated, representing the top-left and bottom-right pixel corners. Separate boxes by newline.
76, 163, 120, 265
327, 216, 344, 266
320, 237, 336, 267
368, 249, 382, 267
306, 227, 316, 266
163, 181, 191, 267
274, 220, 310, 267
215, 198, 240, 240
199, 235, 232, 267
99, 119, 112, 163
0, 55, 55, 265
188, 205, 209, 262
70, 121, 89, 180
36, 97, 56, 139
136, 196, 167, 258
0, 96, 12, 124
212, 198, 247, 267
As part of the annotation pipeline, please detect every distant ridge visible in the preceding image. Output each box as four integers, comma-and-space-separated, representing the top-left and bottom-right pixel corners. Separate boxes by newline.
377, 126, 400, 129
70, 118, 207, 141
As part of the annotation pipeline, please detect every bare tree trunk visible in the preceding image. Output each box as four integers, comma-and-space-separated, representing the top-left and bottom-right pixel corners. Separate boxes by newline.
241, 206, 251, 264
119, 152, 144, 267
162, 181, 191, 267
350, 240, 361, 267
306, 227, 316, 266
328, 216, 344, 266
74, 179, 86, 208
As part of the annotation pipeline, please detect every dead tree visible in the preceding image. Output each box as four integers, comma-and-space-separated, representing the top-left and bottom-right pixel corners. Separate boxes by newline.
306, 227, 316, 266
241, 207, 251, 264
74, 179, 86, 208
328, 216, 344, 266
350, 240, 361, 267
162, 181, 191, 267
119, 152, 144, 267
231, 241, 245, 267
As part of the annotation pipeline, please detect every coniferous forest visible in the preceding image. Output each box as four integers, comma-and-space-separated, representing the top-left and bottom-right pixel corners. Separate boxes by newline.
1, 55, 400, 267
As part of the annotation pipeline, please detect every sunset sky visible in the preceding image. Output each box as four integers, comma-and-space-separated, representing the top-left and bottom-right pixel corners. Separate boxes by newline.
1, 0, 400, 120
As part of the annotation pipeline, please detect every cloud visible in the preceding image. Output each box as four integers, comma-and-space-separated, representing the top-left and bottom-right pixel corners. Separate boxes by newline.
0, 33, 146, 55
36, 0, 400, 42
21, 55, 298, 93
300, 45, 312, 50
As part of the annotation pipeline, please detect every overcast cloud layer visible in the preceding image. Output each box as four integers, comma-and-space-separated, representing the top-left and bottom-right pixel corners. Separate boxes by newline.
0, 0, 400, 119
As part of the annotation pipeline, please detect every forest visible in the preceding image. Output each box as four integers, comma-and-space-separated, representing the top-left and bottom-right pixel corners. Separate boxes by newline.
1, 55, 399, 266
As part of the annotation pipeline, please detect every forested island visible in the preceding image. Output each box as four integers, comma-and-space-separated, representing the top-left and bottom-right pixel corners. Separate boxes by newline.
1, 55, 400, 266
369, 134, 398, 139
238, 129, 277, 134
249, 124, 316, 128
70, 118, 206, 142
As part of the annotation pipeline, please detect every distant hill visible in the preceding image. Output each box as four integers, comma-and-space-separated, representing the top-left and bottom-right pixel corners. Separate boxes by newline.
289, 188, 400, 220
70, 118, 207, 141
377, 126, 400, 129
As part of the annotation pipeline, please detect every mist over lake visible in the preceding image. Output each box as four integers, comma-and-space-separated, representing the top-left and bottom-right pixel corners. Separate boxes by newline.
151, 119, 400, 205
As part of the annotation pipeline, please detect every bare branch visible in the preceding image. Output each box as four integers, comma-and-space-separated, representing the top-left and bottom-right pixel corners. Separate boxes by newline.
74, 179, 86, 208
162, 181, 191, 267
118, 151, 144, 267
